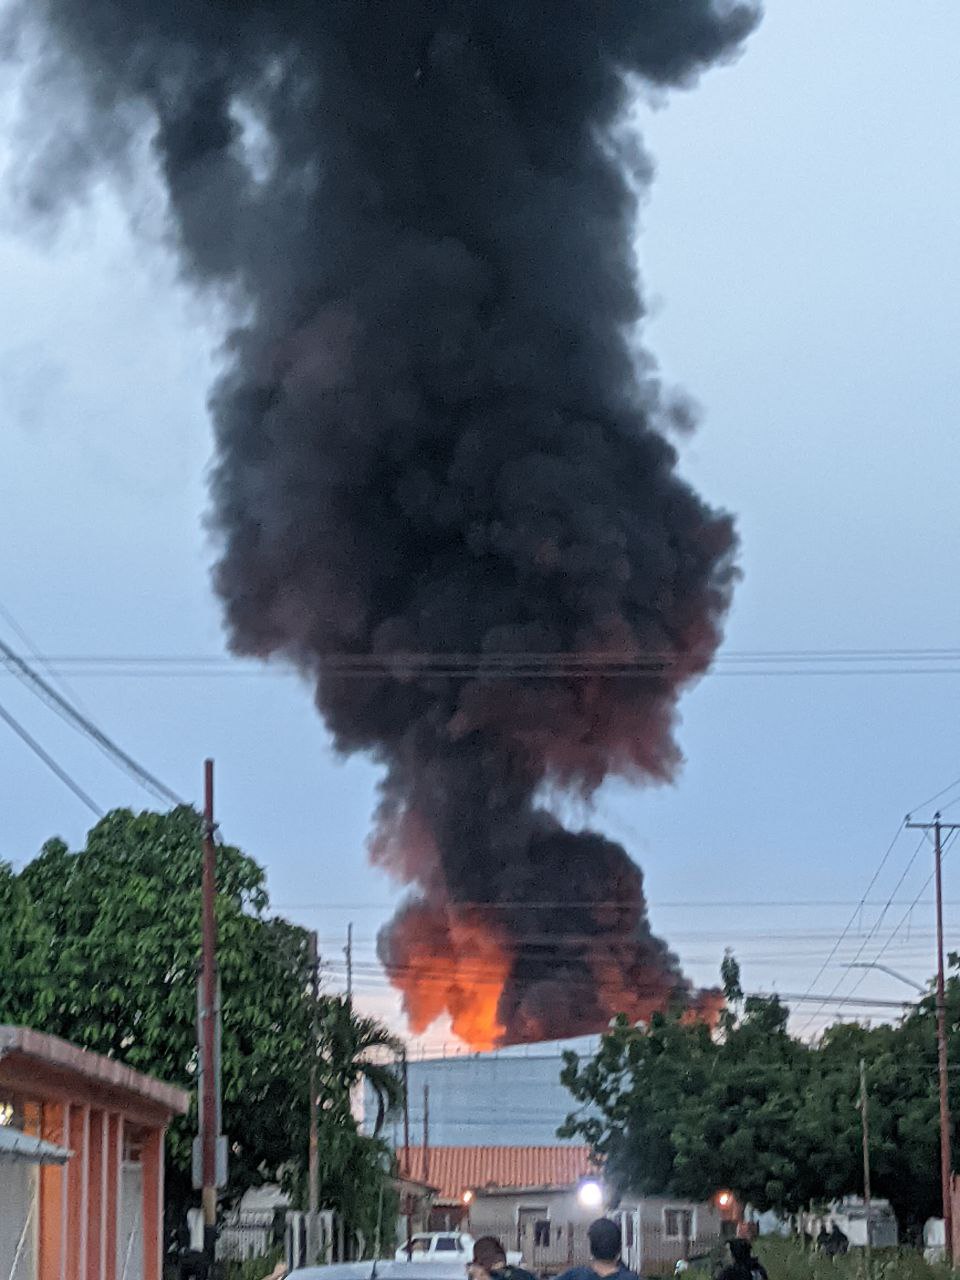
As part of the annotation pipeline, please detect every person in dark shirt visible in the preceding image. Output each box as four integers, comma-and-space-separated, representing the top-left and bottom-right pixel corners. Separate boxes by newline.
717, 1239, 768, 1280
555, 1218, 639, 1280
469, 1236, 537, 1280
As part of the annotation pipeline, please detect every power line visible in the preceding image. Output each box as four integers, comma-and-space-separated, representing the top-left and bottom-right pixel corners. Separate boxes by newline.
0, 634, 186, 808
0, 600, 93, 717
854, 830, 960, 985
796, 829, 928, 1035
0, 699, 104, 818
8, 647, 960, 680
791, 821, 905, 1026
270, 895, 960, 912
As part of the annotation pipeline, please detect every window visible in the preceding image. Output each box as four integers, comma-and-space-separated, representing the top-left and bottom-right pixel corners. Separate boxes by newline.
663, 1209, 693, 1241
435, 1238, 458, 1252
534, 1221, 551, 1248
623, 1216, 635, 1250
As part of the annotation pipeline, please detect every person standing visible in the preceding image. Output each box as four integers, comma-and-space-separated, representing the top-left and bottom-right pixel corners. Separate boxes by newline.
555, 1218, 639, 1280
717, 1239, 768, 1280
469, 1237, 537, 1280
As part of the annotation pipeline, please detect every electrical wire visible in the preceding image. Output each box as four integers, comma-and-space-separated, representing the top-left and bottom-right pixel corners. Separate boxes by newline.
795, 829, 928, 1036
786, 821, 906, 1028
7, 646, 960, 679
0, 634, 186, 808
0, 600, 93, 717
0, 699, 104, 817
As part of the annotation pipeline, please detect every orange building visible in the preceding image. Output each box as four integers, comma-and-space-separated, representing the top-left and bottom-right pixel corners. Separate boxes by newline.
0, 1026, 188, 1280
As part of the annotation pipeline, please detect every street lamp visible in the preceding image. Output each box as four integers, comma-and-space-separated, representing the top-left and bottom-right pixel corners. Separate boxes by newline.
843, 963, 926, 994
577, 1180, 604, 1210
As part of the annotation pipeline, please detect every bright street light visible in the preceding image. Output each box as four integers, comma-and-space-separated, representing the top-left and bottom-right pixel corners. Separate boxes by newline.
578, 1180, 604, 1209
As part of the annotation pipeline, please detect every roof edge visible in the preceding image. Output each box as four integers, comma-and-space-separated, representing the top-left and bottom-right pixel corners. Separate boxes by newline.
0, 1026, 189, 1115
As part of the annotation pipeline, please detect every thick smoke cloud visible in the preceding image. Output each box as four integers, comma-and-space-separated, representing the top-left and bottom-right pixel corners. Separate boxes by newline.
12, 0, 757, 1044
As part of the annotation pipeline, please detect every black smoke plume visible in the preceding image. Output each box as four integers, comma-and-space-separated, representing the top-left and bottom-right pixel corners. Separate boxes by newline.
12, 0, 757, 1044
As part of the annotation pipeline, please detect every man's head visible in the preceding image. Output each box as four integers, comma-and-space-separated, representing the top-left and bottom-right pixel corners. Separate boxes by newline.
588, 1218, 622, 1263
472, 1238, 507, 1273
729, 1240, 752, 1265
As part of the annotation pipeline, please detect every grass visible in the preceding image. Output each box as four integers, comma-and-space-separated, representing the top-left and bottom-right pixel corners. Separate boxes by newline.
749, 1238, 953, 1280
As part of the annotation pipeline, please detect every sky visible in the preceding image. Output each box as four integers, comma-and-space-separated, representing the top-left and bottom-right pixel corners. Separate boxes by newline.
2, 0, 960, 1049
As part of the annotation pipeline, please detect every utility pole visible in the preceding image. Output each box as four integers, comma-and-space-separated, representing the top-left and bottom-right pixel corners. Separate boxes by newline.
402, 1047, 412, 1258
197, 759, 223, 1264
423, 1084, 430, 1184
345, 923, 353, 1006
859, 1058, 872, 1272
907, 811, 960, 1264
307, 930, 320, 1266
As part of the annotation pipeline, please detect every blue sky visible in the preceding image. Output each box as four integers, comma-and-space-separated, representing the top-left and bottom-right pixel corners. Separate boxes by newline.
2, 1, 960, 1047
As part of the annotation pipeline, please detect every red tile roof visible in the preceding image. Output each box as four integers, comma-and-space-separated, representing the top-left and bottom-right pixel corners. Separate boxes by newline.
402, 1145, 596, 1203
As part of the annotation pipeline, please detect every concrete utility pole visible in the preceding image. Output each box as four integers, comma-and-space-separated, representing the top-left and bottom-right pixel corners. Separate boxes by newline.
907, 811, 960, 1264
860, 1057, 872, 1272
307, 930, 320, 1266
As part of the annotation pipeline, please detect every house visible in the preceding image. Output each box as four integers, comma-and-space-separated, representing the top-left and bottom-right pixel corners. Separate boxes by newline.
0, 1124, 72, 1280
0, 1026, 189, 1280
402, 1146, 724, 1275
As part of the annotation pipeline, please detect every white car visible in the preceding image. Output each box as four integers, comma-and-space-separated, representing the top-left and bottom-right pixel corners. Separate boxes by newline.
395, 1233, 474, 1262
394, 1234, 523, 1267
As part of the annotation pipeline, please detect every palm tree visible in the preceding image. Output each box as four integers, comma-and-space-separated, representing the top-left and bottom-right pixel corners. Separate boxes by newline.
319, 995, 405, 1135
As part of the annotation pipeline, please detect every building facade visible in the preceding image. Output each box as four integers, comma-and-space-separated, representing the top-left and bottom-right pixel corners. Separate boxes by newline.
369, 1037, 601, 1149
0, 1026, 188, 1280
400, 1145, 723, 1275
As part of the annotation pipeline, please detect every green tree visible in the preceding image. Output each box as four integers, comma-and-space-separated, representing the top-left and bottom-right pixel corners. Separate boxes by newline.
9, 809, 313, 1223
319, 996, 404, 1134
6, 806, 404, 1252
0, 859, 49, 1023
560, 962, 955, 1232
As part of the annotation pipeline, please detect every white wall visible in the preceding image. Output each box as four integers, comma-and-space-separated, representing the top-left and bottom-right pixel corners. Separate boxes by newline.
0, 1162, 36, 1280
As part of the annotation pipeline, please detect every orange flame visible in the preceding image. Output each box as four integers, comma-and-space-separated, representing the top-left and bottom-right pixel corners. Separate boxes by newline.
386, 905, 511, 1050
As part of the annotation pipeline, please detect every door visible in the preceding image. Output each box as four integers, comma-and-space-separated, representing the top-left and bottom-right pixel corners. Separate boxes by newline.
516, 1206, 548, 1260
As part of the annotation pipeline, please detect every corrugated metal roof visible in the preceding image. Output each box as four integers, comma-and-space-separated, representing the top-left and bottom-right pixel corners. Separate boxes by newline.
0, 1124, 71, 1164
402, 1146, 595, 1203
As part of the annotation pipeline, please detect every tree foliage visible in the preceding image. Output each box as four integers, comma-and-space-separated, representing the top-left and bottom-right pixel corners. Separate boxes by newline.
1, 807, 402, 1247
561, 960, 956, 1234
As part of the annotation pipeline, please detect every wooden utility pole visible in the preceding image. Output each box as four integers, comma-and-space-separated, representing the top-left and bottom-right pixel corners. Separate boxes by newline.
859, 1058, 872, 1272
307, 930, 320, 1265
907, 812, 960, 1264
199, 759, 221, 1262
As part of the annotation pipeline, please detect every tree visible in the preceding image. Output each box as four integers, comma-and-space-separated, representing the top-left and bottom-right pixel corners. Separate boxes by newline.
559, 959, 948, 1229
6, 806, 404, 1251
0, 860, 48, 1024
319, 996, 404, 1135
